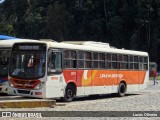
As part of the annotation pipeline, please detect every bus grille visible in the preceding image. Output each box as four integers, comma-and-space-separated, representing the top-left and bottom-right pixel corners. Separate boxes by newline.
17, 89, 30, 94
9, 78, 41, 89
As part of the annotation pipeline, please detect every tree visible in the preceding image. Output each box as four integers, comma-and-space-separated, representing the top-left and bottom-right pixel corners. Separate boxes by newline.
45, 1, 73, 41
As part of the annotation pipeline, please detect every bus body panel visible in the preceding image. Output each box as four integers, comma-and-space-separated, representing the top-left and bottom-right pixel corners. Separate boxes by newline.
63, 70, 77, 85
8, 68, 148, 98
8, 76, 47, 98
8, 86, 46, 98
63, 69, 147, 97
63, 70, 146, 86
45, 74, 64, 98
76, 70, 83, 87
138, 71, 149, 91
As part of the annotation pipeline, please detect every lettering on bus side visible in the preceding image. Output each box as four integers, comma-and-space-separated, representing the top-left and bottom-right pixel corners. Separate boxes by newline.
100, 74, 123, 79
51, 77, 58, 80
71, 72, 76, 76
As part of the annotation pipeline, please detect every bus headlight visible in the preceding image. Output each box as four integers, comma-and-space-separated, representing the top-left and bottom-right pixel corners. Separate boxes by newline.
8, 81, 14, 87
34, 82, 44, 90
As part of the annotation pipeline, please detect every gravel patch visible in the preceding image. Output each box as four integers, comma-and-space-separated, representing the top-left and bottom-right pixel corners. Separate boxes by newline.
0, 80, 160, 120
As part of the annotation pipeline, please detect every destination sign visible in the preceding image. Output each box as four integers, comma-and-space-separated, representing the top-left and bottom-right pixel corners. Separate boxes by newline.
19, 45, 39, 50
13, 43, 46, 51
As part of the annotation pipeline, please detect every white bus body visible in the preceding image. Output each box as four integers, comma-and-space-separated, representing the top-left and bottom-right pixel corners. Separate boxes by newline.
8, 41, 149, 101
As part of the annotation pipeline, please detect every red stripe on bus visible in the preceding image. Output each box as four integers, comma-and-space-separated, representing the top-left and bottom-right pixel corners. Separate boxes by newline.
63, 70, 146, 87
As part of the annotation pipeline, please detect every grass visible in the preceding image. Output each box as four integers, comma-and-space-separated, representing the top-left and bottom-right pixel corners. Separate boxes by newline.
150, 76, 160, 80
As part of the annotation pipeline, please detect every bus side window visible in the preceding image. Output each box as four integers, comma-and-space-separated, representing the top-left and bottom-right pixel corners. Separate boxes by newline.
48, 52, 62, 74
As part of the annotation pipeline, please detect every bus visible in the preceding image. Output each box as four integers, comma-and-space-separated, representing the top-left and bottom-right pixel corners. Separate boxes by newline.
8, 41, 149, 101
0, 39, 37, 93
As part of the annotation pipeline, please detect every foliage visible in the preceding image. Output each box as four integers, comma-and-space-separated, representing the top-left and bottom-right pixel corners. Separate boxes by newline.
0, 0, 160, 67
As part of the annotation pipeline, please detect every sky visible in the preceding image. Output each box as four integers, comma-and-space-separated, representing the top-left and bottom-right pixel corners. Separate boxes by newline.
0, 0, 5, 4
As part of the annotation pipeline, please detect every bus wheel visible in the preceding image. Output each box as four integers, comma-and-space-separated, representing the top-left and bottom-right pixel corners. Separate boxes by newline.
62, 84, 75, 102
118, 82, 126, 97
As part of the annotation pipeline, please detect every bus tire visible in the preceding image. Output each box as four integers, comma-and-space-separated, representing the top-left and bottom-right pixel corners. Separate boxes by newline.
118, 82, 126, 97
62, 84, 76, 102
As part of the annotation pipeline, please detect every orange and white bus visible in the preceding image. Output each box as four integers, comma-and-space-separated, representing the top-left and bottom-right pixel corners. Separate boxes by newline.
8, 41, 149, 101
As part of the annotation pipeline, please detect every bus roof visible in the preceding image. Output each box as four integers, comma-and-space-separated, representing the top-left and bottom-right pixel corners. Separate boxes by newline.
0, 39, 38, 48
12, 40, 148, 56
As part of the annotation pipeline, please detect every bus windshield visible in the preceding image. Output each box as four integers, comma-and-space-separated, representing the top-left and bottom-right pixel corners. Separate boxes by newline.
0, 49, 11, 78
9, 52, 46, 79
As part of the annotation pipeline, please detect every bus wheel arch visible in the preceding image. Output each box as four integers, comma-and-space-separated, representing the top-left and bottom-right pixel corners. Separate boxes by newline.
62, 82, 77, 102
118, 81, 127, 97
